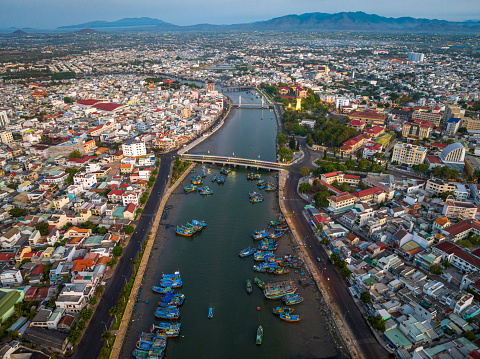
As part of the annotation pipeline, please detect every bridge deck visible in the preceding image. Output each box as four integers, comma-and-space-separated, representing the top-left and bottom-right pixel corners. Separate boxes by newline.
180, 154, 285, 170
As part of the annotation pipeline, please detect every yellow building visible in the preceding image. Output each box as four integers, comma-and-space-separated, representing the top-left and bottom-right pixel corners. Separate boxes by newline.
402, 122, 432, 140
462, 117, 480, 132
391, 143, 427, 166
0, 131, 13, 144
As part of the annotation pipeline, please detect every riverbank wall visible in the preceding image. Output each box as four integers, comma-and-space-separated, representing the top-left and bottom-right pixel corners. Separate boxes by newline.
278, 170, 361, 359
109, 162, 196, 359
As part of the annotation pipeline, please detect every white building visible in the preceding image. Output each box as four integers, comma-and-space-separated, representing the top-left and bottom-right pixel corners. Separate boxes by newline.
334, 96, 350, 109
122, 141, 146, 157
55, 283, 94, 313
73, 173, 97, 190
408, 52, 425, 62
0, 270, 23, 286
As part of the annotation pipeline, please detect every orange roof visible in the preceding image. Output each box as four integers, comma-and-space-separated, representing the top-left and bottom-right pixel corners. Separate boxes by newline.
111, 236, 119, 242
68, 227, 90, 233
69, 237, 83, 244
120, 164, 132, 169
72, 258, 95, 272
434, 217, 450, 226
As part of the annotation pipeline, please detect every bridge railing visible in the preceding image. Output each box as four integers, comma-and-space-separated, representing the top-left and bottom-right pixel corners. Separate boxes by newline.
180, 154, 284, 168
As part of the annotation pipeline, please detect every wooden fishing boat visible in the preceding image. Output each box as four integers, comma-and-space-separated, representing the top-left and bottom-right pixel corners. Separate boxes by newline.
280, 312, 302, 322
239, 247, 256, 257
256, 326, 263, 345
263, 280, 297, 299
208, 308, 213, 318
254, 277, 266, 289
246, 279, 253, 294
272, 307, 294, 315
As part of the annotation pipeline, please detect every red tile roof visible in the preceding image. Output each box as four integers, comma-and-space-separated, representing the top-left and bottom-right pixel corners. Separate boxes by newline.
426, 155, 443, 164
434, 240, 480, 269
353, 186, 383, 198
92, 103, 124, 112
77, 99, 103, 106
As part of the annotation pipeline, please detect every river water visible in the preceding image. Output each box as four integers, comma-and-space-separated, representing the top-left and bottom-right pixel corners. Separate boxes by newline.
122, 92, 341, 359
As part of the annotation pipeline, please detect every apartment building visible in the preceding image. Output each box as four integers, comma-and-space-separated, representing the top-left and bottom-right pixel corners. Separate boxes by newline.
402, 122, 432, 140
391, 143, 427, 166
327, 193, 356, 212
412, 110, 442, 127
0, 131, 13, 144
425, 179, 456, 194
462, 117, 480, 133
320, 172, 360, 186
442, 197, 477, 220
122, 141, 146, 158
433, 241, 480, 273
55, 283, 94, 313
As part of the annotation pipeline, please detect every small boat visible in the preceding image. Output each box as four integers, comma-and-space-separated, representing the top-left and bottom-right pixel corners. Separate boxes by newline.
184, 184, 197, 193
208, 308, 213, 318
282, 294, 304, 305
132, 348, 164, 359
151, 323, 181, 337
280, 312, 301, 322
161, 271, 181, 280
254, 277, 266, 289
256, 326, 263, 345
246, 279, 253, 294
201, 173, 206, 178
154, 306, 180, 319
239, 247, 256, 257
212, 175, 217, 182
199, 186, 213, 195
254, 251, 274, 262
263, 280, 297, 299
269, 266, 290, 275
257, 179, 266, 186
249, 191, 259, 197
273, 307, 294, 315
253, 264, 267, 273
216, 176, 225, 184
152, 286, 173, 294
252, 230, 270, 240
160, 279, 182, 288
250, 195, 264, 203
136, 332, 167, 351
220, 167, 231, 175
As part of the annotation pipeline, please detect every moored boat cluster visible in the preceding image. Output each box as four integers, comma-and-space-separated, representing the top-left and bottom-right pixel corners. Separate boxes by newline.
135, 272, 185, 358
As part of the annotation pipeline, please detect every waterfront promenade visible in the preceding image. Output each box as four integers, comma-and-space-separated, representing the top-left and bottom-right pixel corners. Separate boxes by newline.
109, 162, 196, 359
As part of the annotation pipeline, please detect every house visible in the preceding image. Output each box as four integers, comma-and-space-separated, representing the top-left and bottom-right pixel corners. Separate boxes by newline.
0, 270, 23, 286
122, 191, 139, 206
327, 193, 356, 212
55, 283, 94, 313
64, 227, 92, 239
442, 196, 477, 220
23, 326, 69, 354
123, 203, 136, 220
0, 228, 21, 248
433, 217, 451, 231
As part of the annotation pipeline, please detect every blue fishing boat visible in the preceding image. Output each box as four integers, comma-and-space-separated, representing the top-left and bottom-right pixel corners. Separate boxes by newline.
160, 278, 182, 288
132, 348, 164, 359
256, 326, 263, 345
239, 247, 256, 257
216, 176, 225, 184
282, 293, 304, 305
280, 312, 302, 322
184, 184, 197, 193
249, 191, 259, 197
253, 263, 268, 272
152, 286, 172, 294
273, 307, 294, 315
252, 230, 270, 240
211, 175, 217, 182
151, 323, 181, 337
254, 251, 274, 262
154, 306, 180, 319
220, 167, 231, 175
199, 186, 213, 195
250, 194, 264, 203
208, 308, 213, 318
246, 279, 253, 294
161, 271, 181, 280
136, 332, 167, 351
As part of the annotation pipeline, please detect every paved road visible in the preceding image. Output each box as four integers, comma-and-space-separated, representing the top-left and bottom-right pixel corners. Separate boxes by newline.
285, 144, 390, 359
72, 154, 174, 359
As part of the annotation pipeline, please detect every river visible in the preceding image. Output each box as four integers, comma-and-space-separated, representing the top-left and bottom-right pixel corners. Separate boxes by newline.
121, 91, 342, 359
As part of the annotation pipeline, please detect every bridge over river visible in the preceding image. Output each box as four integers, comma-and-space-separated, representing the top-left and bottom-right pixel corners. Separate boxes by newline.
179, 153, 286, 171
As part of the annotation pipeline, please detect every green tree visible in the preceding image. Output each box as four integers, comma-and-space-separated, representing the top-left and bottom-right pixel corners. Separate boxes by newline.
360, 291, 372, 304
299, 183, 312, 193
69, 329, 81, 344
277, 133, 287, 147
464, 330, 476, 341
80, 308, 93, 321
98, 227, 107, 235
320, 238, 329, 246
69, 150, 82, 159
89, 296, 98, 305
124, 225, 134, 235
340, 267, 352, 277
112, 246, 124, 257
429, 264, 444, 275
107, 258, 118, 268
9, 207, 27, 218
300, 167, 311, 177
367, 315, 386, 332
35, 221, 50, 236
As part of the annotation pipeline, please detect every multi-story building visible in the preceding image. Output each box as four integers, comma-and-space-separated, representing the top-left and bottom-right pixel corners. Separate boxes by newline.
425, 179, 456, 195
411, 110, 443, 127
433, 241, 480, 273
348, 111, 386, 126
206, 82, 215, 92
320, 172, 360, 186
402, 121, 432, 140
327, 193, 356, 212
461, 117, 480, 133
0, 270, 23, 286
55, 283, 94, 313
334, 97, 350, 109
443, 105, 464, 123
391, 143, 427, 166
0, 131, 13, 144
445, 118, 461, 136
442, 196, 477, 220
407, 52, 425, 62
122, 141, 146, 158
0, 110, 9, 128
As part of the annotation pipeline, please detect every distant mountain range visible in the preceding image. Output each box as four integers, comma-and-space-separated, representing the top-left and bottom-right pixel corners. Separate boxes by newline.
58, 17, 168, 29
4, 12, 480, 34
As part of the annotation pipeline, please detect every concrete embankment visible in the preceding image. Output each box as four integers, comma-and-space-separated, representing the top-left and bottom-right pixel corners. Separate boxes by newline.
109, 162, 196, 359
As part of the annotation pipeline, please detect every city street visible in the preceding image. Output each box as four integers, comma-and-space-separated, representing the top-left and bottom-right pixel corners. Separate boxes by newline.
285, 144, 390, 359
72, 154, 173, 359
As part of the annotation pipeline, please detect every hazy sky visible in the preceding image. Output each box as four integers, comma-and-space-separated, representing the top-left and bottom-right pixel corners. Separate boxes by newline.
2, 0, 480, 29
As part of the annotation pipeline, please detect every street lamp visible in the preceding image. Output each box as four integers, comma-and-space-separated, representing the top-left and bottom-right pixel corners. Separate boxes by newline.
121, 275, 127, 285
